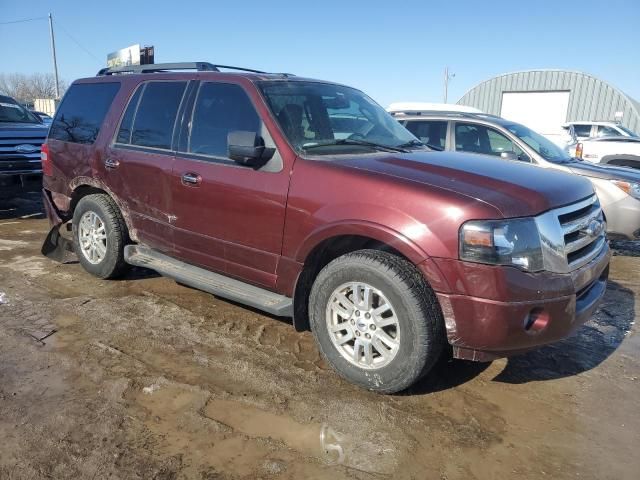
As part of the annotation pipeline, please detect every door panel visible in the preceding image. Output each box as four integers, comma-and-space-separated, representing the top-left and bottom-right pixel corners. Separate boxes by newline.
103, 80, 188, 253
171, 81, 289, 288
104, 146, 174, 253
171, 159, 289, 286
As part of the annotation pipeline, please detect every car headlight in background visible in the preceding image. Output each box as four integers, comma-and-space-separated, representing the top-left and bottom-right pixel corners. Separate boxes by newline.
611, 180, 640, 200
459, 218, 544, 271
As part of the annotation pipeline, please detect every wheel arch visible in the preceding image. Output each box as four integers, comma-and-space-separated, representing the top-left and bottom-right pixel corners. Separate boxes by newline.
68, 176, 138, 242
599, 154, 640, 169
290, 224, 448, 331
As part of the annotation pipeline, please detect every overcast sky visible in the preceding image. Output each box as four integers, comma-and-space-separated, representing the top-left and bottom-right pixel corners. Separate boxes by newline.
2, 0, 639, 107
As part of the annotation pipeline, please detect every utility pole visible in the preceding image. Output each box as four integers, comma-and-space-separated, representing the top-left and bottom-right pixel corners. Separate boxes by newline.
48, 13, 60, 99
443, 66, 455, 103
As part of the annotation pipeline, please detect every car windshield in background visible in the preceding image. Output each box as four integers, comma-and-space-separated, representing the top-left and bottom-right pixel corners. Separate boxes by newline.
505, 123, 573, 163
258, 81, 417, 154
0, 97, 41, 124
618, 125, 640, 138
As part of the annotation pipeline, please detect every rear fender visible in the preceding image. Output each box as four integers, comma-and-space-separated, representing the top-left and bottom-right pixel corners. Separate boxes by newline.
68, 176, 138, 241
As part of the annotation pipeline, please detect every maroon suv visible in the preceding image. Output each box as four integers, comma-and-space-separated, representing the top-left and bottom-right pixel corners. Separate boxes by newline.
41, 62, 610, 393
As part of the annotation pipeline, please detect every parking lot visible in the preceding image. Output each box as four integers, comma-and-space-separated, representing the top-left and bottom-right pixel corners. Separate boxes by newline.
0, 193, 639, 480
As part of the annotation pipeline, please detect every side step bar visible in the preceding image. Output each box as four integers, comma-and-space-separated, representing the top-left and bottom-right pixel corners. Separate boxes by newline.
124, 245, 293, 317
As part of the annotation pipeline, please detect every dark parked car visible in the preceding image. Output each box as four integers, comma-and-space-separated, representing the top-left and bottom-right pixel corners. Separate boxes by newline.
0, 95, 47, 199
41, 63, 610, 393
31, 110, 53, 126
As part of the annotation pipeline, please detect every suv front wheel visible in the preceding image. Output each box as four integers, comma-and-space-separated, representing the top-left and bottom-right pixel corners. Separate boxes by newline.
309, 250, 445, 393
72, 193, 129, 279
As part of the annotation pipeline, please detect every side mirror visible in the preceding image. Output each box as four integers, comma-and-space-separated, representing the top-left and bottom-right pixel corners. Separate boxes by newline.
228, 131, 275, 168
500, 151, 518, 161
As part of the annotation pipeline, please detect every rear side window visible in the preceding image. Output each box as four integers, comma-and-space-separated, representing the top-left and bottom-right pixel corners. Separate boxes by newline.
116, 81, 187, 150
115, 86, 143, 144
50, 83, 120, 144
572, 124, 592, 137
404, 120, 447, 149
186, 82, 260, 158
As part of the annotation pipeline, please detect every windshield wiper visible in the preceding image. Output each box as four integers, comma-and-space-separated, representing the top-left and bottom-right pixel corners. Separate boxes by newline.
397, 139, 444, 151
302, 138, 409, 153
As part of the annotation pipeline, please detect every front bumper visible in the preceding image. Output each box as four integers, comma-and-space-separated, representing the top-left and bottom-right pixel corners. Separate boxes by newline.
603, 194, 640, 240
430, 244, 611, 361
0, 172, 42, 199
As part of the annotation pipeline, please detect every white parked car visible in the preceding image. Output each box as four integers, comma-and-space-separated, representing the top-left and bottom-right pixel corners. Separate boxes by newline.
563, 121, 639, 141
566, 135, 640, 169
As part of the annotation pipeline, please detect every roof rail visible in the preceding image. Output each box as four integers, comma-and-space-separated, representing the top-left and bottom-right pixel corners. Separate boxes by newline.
96, 62, 268, 76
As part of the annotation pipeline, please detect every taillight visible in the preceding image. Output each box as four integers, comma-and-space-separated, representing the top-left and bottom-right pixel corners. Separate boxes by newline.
41, 143, 52, 176
575, 142, 583, 159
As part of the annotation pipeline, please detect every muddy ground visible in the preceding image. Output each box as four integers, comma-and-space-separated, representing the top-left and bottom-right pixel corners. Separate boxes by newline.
1, 193, 639, 480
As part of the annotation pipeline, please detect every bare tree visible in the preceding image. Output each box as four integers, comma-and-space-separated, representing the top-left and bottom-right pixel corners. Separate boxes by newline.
0, 73, 67, 104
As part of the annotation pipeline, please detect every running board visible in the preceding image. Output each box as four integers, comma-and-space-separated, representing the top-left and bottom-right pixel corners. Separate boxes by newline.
124, 245, 293, 317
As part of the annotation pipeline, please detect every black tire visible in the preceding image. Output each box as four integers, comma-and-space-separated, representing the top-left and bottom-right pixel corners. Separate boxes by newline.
72, 193, 129, 279
309, 249, 445, 393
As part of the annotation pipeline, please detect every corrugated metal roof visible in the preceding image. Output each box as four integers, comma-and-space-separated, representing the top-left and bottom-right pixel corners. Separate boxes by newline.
457, 69, 640, 134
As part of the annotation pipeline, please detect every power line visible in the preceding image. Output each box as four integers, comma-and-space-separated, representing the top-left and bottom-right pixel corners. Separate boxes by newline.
54, 20, 101, 63
1, 14, 101, 64
0, 16, 48, 25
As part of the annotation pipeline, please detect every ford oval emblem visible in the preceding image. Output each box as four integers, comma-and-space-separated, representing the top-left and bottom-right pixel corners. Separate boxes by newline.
15, 144, 40, 154
583, 219, 604, 238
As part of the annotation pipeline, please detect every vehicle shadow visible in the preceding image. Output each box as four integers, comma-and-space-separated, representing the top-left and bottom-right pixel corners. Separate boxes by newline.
0, 192, 46, 220
403, 351, 491, 395
493, 280, 635, 384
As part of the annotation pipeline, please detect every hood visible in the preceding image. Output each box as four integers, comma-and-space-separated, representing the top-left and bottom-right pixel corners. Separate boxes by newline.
0, 121, 48, 135
568, 159, 640, 182
333, 151, 594, 218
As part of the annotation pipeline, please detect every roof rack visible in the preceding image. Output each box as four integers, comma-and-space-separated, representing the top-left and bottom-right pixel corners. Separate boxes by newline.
96, 62, 269, 76
391, 110, 506, 121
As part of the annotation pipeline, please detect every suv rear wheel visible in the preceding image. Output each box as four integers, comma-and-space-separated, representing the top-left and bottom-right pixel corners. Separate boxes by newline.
309, 250, 444, 393
72, 194, 129, 279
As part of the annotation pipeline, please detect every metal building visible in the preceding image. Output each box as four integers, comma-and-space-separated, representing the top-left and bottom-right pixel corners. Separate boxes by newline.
457, 69, 640, 140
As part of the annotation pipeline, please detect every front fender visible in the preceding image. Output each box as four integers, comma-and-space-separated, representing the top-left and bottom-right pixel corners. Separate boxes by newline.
293, 219, 452, 293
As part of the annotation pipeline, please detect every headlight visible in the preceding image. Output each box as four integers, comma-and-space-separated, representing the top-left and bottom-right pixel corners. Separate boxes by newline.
611, 180, 640, 200
459, 218, 543, 271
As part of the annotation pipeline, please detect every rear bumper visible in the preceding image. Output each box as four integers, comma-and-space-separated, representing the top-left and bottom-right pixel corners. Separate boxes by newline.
0, 172, 42, 199
42, 188, 69, 228
430, 245, 611, 361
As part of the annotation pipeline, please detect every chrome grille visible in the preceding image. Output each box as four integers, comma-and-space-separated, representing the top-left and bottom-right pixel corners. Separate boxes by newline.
558, 196, 605, 270
0, 135, 45, 173
536, 195, 606, 274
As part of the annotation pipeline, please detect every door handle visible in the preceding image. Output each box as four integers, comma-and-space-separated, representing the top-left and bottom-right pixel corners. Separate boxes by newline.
181, 172, 201, 186
104, 158, 120, 169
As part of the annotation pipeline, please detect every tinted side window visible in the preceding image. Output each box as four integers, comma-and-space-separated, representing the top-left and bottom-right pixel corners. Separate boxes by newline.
115, 86, 143, 144
187, 82, 260, 158
130, 82, 186, 150
573, 124, 592, 137
50, 83, 120, 144
455, 123, 528, 161
405, 120, 447, 149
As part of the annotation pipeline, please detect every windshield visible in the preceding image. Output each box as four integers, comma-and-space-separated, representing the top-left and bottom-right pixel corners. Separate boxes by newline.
618, 125, 639, 138
0, 97, 42, 124
505, 123, 572, 163
258, 81, 417, 154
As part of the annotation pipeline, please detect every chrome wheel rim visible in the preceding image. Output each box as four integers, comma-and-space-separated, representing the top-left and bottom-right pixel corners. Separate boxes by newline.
78, 211, 107, 265
326, 282, 400, 370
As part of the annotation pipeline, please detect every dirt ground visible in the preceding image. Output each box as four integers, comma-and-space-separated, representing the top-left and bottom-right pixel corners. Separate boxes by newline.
1, 193, 639, 480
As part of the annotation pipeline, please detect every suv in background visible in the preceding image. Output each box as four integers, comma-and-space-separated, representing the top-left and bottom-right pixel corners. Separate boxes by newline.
41, 62, 609, 393
563, 121, 639, 140
0, 95, 48, 199
393, 110, 640, 240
